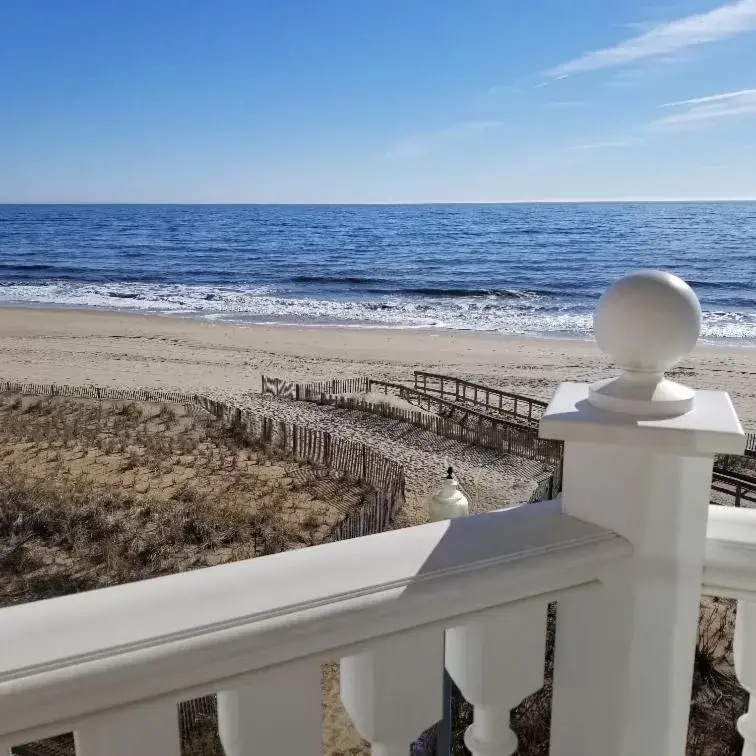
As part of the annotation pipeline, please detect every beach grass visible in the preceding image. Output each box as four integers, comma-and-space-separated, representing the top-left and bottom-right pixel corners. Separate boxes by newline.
0, 392, 366, 607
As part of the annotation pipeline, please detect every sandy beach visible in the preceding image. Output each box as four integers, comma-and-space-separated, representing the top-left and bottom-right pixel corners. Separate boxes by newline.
0, 306, 754, 426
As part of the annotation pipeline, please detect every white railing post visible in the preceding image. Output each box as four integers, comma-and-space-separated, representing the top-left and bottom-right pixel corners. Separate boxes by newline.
445, 600, 547, 756
339, 468, 457, 754
735, 600, 756, 754
540, 270, 745, 756
74, 700, 180, 756
340, 627, 443, 756
217, 659, 322, 756
426, 468, 548, 756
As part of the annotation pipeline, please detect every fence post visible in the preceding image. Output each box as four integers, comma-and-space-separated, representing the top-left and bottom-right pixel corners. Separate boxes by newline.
542, 270, 745, 756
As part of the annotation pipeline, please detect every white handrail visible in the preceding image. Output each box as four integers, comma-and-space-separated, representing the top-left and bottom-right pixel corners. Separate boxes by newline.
0, 499, 630, 745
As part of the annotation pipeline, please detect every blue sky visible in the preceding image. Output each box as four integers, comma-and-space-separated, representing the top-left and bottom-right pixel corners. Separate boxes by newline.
2, 0, 756, 202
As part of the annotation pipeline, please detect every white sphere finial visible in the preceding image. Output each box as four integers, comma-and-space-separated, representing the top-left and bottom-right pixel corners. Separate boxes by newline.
588, 270, 701, 417
594, 270, 701, 374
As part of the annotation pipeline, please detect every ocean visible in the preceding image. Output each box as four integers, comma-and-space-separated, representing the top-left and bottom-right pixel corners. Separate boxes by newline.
0, 203, 754, 344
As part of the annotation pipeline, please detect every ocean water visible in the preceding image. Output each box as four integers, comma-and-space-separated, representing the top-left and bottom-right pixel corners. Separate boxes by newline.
0, 203, 754, 344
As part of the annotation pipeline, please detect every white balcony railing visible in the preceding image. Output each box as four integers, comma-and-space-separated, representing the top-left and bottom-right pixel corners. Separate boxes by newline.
0, 270, 750, 756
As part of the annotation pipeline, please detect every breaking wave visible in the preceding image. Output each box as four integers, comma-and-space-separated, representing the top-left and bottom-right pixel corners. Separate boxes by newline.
0, 280, 754, 343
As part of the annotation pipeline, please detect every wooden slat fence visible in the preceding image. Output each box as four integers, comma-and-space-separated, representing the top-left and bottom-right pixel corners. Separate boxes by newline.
712, 468, 756, 508
0, 381, 406, 544
286, 374, 756, 507
413, 370, 548, 426
526, 465, 563, 502
282, 376, 371, 401
260, 376, 296, 400
746, 432, 756, 458
291, 375, 562, 467
298, 392, 564, 467
181, 397, 406, 539
0, 381, 198, 405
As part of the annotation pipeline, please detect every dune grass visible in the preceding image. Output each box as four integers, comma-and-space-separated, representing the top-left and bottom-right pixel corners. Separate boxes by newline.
0, 392, 372, 609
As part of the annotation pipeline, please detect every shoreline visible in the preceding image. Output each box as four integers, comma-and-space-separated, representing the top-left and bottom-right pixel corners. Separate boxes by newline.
0, 304, 754, 425
1, 301, 754, 348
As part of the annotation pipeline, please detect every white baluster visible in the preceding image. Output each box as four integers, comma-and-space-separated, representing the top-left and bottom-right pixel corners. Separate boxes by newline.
540, 271, 746, 756
340, 626, 443, 756
74, 699, 180, 756
217, 658, 322, 756
735, 600, 756, 754
445, 600, 547, 756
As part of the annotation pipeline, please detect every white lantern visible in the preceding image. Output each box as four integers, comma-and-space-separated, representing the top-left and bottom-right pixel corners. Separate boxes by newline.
428, 467, 469, 522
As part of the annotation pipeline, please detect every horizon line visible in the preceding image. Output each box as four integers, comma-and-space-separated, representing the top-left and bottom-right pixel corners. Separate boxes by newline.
2, 198, 756, 206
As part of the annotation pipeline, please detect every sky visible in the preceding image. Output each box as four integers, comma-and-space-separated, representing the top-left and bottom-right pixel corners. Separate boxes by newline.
2, 0, 756, 203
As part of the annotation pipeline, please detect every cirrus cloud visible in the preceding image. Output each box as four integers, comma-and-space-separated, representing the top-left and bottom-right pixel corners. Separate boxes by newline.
547, 0, 756, 78
656, 88, 756, 124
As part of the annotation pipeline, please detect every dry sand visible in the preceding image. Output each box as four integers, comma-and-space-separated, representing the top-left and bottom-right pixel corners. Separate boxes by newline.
1, 306, 754, 425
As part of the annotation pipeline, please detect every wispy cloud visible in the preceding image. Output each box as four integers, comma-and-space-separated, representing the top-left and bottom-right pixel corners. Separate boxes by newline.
385, 121, 499, 159
552, 87, 756, 153
546, 0, 756, 78
661, 87, 756, 107
655, 88, 756, 124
